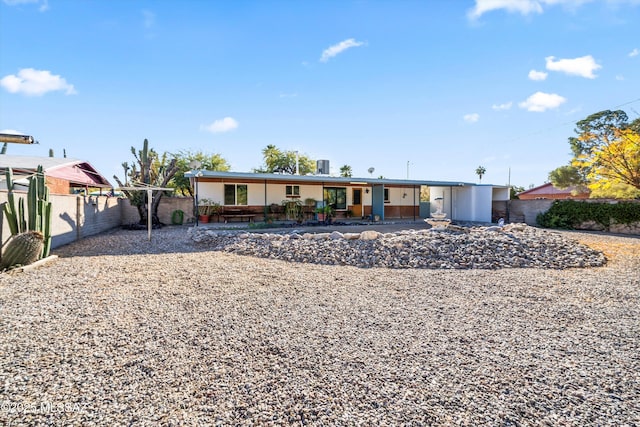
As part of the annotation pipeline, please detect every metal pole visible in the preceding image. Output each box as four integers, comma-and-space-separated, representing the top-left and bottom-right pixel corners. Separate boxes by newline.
413, 185, 416, 221
195, 175, 199, 227
147, 189, 152, 241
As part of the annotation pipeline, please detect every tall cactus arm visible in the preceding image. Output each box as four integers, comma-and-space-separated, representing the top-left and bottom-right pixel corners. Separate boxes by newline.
18, 198, 26, 233
42, 201, 52, 258
28, 176, 38, 231
37, 165, 45, 200
4, 168, 19, 235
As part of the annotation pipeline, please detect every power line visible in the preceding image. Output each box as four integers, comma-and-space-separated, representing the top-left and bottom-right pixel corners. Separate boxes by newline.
504, 97, 640, 144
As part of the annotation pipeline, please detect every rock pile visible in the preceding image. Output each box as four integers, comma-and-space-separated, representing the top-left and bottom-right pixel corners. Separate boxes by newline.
189, 224, 606, 269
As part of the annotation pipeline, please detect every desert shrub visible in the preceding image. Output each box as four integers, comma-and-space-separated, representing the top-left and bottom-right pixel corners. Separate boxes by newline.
537, 200, 640, 229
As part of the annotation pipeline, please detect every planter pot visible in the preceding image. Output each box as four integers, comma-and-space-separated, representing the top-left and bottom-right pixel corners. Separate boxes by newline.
198, 214, 210, 223
316, 213, 325, 221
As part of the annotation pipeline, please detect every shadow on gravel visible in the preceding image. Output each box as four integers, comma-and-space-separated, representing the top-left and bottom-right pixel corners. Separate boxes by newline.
52, 222, 434, 258
52, 225, 209, 258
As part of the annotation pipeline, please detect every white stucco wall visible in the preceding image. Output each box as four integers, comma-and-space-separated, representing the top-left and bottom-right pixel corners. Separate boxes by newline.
196, 181, 393, 208
473, 186, 493, 222
429, 185, 494, 223
385, 186, 420, 205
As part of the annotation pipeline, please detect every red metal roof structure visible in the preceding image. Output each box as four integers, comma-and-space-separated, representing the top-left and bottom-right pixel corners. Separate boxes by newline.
0, 155, 112, 194
517, 182, 590, 200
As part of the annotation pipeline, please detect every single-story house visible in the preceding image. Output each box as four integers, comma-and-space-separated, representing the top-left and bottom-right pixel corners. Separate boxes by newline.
517, 182, 590, 200
0, 154, 112, 194
185, 170, 510, 223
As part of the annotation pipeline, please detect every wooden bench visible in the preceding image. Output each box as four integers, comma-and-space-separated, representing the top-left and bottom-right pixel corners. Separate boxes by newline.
221, 211, 256, 223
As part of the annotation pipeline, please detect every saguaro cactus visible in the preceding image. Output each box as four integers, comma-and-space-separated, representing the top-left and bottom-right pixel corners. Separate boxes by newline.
0, 231, 44, 270
2, 165, 52, 261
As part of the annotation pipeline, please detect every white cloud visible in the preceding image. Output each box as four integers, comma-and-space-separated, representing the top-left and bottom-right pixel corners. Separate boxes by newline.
629, 48, 639, 57
615, 74, 625, 81
464, 113, 480, 123
3, 0, 48, 11
320, 39, 365, 62
492, 101, 513, 111
468, 0, 544, 20
518, 91, 567, 112
0, 129, 25, 135
200, 117, 238, 133
0, 68, 76, 96
467, 0, 602, 20
528, 69, 548, 81
279, 93, 298, 98
545, 55, 601, 79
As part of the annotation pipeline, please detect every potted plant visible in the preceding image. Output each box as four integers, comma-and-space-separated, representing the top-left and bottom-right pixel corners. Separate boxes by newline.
208, 201, 222, 222
198, 198, 212, 223
315, 205, 334, 222
303, 198, 317, 220
282, 199, 302, 221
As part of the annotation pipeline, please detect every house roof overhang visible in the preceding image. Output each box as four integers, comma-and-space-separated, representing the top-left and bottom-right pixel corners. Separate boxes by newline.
185, 170, 473, 187
0, 155, 112, 188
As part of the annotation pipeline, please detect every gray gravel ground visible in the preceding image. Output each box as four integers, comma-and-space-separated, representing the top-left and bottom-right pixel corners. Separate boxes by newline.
1, 225, 639, 426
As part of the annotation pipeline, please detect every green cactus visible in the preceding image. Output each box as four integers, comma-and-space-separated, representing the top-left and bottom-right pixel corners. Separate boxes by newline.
4, 167, 19, 235
0, 231, 44, 271
2, 165, 52, 261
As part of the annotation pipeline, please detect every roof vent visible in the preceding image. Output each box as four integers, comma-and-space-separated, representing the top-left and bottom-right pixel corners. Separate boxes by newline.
317, 159, 330, 175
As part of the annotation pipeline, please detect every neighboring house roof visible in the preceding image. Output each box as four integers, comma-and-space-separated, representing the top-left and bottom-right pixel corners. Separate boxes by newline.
184, 170, 477, 187
0, 155, 112, 188
517, 182, 589, 199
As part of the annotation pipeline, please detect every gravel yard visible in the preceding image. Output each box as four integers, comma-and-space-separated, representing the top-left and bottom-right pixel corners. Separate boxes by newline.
1, 225, 639, 426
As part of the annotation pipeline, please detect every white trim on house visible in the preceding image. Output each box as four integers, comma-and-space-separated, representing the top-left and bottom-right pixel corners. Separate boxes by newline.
184, 170, 508, 222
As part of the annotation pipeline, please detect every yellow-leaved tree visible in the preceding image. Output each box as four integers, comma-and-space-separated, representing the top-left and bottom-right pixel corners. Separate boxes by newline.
577, 128, 640, 198
550, 110, 640, 199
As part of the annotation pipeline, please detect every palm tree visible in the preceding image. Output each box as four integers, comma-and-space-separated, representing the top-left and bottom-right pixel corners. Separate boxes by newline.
475, 166, 486, 183
339, 164, 352, 177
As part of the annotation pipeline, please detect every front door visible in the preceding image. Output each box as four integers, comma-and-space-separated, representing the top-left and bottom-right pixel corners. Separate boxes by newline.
352, 188, 362, 218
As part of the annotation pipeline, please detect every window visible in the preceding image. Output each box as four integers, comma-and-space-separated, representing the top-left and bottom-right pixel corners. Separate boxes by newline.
384, 188, 390, 203
285, 185, 300, 197
224, 184, 248, 205
324, 187, 347, 210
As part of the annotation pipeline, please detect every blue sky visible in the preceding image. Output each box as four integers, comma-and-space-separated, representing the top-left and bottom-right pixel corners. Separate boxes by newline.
1, 0, 639, 189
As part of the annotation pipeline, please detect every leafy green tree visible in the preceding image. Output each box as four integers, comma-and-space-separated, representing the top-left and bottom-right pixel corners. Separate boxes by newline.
253, 145, 315, 175
113, 139, 179, 225
510, 185, 525, 199
550, 109, 640, 198
171, 150, 230, 196
548, 165, 588, 193
339, 164, 353, 177
569, 110, 630, 158
475, 166, 486, 183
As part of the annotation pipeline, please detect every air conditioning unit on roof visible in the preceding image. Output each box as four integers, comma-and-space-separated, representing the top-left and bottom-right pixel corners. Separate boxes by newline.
317, 159, 329, 175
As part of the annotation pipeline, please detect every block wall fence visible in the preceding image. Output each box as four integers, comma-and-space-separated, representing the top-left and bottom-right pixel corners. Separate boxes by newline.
492, 199, 640, 235
2, 192, 637, 250
1, 192, 195, 249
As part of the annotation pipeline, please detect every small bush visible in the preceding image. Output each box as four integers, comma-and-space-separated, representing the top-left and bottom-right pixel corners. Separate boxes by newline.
537, 200, 640, 230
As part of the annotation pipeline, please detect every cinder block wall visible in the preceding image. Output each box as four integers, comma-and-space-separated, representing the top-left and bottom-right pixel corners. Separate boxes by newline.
1, 192, 123, 249
492, 199, 554, 225
120, 197, 195, 225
